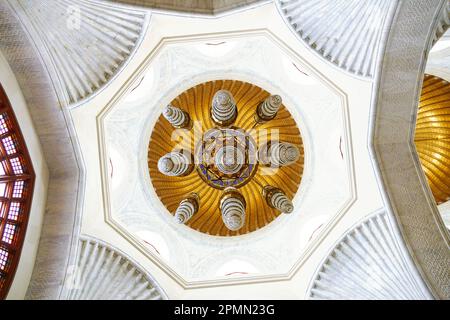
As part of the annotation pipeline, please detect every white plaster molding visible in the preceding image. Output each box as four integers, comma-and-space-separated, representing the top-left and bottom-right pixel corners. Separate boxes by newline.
308, 210, 432, 300
62, 236, 167, 300
432, 0, 450, 45
438, 200, 450, 230
8, 0, 150, 106
276, 0, 397, 79
96, 29, 357, 288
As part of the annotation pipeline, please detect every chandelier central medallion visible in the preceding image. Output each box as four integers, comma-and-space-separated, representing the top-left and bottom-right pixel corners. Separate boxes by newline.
196, 127, 258, 189
148, 80, 304, 236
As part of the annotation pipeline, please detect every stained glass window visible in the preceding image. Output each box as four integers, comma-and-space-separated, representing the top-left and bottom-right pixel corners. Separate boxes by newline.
0, 84, 35, 299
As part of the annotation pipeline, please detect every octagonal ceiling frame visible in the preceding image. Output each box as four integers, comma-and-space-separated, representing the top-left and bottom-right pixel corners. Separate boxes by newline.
96, 29, 356, 289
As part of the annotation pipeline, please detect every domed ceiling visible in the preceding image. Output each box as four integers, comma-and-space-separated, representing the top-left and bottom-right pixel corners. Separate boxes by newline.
4, 0, 448, 300
415, 74, 450, 204
148, 80, 304, 236
96, 31, 354, 285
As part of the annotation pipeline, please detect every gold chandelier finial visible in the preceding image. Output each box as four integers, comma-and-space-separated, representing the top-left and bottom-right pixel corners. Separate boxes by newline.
259, 141, 300, 167
163, 104, 192, 129
174, 193, 200, 224
157, 151, 194, 177
211, 90, 238, 127
255, 95, 283, 123
263, 186, 294, 214
220, 188, 246, 231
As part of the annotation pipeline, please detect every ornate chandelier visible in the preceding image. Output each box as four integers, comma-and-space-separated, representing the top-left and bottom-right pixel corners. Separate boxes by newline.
153, 85, 301, 233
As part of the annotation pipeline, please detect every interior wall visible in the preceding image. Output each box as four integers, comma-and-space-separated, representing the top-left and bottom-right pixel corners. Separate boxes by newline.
0, 51, 49, 300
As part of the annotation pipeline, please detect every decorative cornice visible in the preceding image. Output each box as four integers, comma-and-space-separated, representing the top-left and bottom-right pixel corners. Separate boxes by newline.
9, 0, 149, 106
432, 1, 450, 46
309, 211, 432, 300
98, 30, 356, 288
108, 0, 263, 15
277, 0, 397, 79
63, 236, 167, 300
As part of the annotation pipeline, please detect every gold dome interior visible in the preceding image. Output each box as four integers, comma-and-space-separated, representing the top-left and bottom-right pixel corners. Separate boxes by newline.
415, 74, 450, 204
148, 80, 304, 236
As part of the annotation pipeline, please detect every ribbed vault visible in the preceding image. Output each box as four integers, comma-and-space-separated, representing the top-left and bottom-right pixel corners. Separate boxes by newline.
64, 237, 166, 300
309, 211, 431, 300
9, 0, 149, 106
277, 0, 396, 78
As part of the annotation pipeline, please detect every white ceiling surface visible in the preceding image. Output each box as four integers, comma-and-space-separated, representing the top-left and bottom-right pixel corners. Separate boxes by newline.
105, 34, 349, 283
71, 3, 383, 299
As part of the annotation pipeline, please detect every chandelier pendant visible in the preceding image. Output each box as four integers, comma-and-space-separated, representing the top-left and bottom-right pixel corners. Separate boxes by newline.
148, 80, 304, 236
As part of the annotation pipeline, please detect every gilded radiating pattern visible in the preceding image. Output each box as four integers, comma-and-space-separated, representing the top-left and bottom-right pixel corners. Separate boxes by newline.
415, 74, 450, 204
148, 80, 304, 236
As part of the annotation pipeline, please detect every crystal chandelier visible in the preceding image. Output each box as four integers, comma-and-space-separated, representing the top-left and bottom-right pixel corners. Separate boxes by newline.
156, 88, 301, 232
